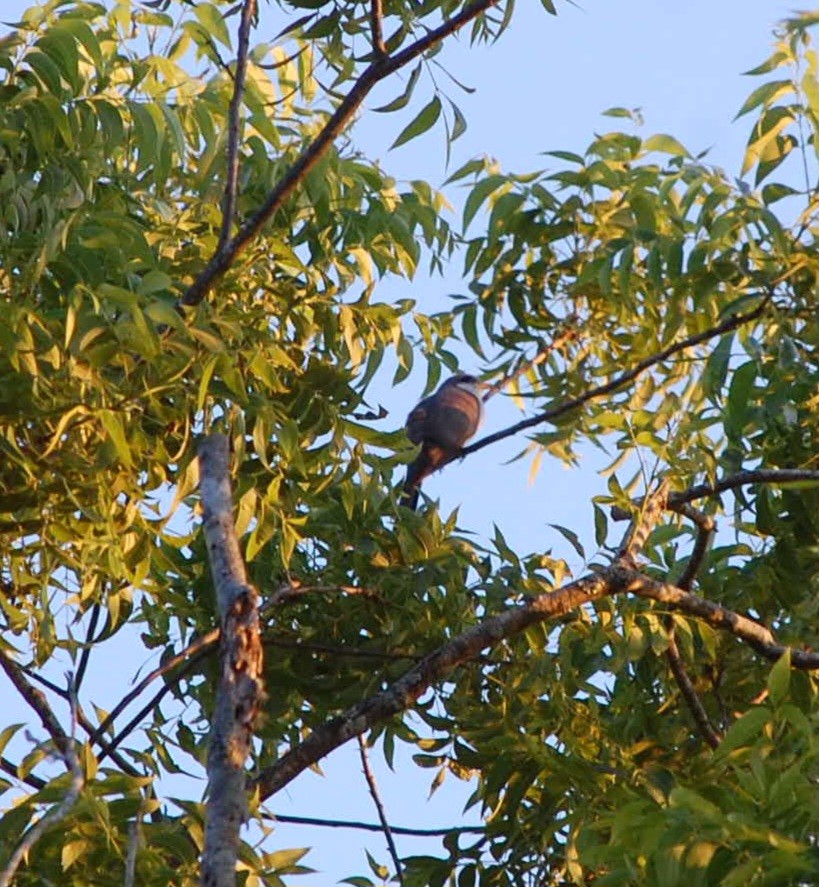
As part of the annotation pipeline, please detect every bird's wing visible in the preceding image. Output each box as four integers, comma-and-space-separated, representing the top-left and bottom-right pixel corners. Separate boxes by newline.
405, 394, 434, 444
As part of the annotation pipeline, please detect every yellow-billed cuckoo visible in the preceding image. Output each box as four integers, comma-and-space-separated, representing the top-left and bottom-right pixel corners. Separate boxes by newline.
401, 373, 484, 510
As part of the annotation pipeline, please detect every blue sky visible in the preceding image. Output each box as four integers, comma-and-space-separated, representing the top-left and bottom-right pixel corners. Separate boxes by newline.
0, 0, 801, 882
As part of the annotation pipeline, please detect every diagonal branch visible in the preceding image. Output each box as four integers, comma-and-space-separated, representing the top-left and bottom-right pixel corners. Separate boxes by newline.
463, 296, 769, 457
219, 0, 257, 254
0, 665, 84, 887
181, 0, 505, 307
253, 560, 818, 802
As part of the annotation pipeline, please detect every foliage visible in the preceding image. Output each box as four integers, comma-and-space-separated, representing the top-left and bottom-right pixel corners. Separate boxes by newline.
0, 1, 817, 886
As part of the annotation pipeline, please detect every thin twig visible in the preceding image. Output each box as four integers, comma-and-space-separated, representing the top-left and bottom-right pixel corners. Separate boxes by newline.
0, 756, 46, 790
75, 602, 101, 692
218, 0, 257, 254
181, 0, 504, 306
270, 812, 483, 835
463, 297, 770, 457
482, 316, 579, 402
370, 0, 386, 56
97, 655, 202, 765
89, 629, 218, 748
0, 650, 72, 757
357, 736, 404, 887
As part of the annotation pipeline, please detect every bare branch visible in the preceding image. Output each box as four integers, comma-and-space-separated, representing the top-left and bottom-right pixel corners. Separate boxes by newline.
0, 667, 84, 887
181, 0, 504, 306
219, 0, 257, 254
463, 297, 769, 457
199, 433, 266, 887
0, 756, 46, 790
616, 478, 669, 565
0, 649, 72, 757
89, 629, 218, 749
482, 316, 579, 403
664, 514, 722, 752
358, 736, 404, 886
269, 812, 483, 836
613, 468, 819, 521
370, 0, 386, 56
75, 602, 101, 692
671, 468, 819, 509
664, 628, 721, 749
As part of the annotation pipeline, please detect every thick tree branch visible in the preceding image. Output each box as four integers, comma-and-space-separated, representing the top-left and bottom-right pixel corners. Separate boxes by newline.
254, 560, 818, 801
254, 572, 610, 799
181, 0, 504, 306
463, 297, 769, 457
199, 434, 266, 887
358, 736, 404, 886
219, 0, 257, 254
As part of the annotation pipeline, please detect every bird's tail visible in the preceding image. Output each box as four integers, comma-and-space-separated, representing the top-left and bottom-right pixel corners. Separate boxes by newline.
400, 444, 444, 510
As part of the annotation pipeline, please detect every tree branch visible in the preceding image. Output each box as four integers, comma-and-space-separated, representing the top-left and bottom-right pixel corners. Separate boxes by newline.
664, 514, 721, 749
612, 468, 819, 521
357, 736, 404, 886
254, 559, 818, 801
255, 572, 610, 799
199, 434, 266, 887
463, 297, 769, 457
370, 0, 386, 56
0, 669, 84, 887
268, 812, 483, 836
181, 0, 504, 306
219, 0, 257, 255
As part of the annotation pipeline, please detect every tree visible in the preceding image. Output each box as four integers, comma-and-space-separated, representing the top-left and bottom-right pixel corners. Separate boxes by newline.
0, 0, 817, 885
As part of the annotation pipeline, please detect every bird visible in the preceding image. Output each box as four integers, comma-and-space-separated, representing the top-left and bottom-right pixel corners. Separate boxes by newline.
401, 373, 484, 510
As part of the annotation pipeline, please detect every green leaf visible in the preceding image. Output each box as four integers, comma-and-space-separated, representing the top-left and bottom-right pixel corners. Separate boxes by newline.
767, 648, 791, 705
644, 133, 689, 156
194, 3, 232, 49
390, 95, 442, 149
373, 62, 421, 113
